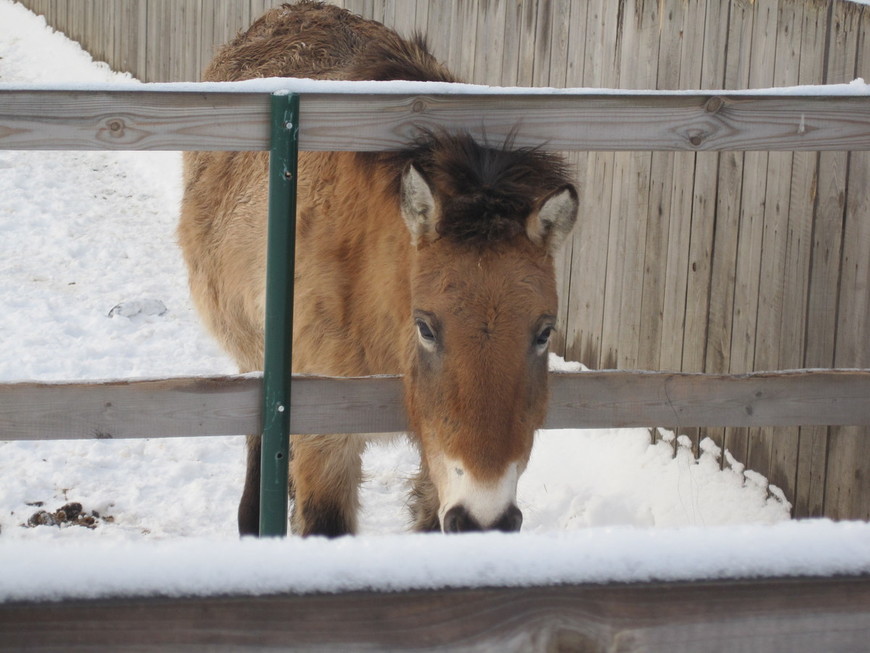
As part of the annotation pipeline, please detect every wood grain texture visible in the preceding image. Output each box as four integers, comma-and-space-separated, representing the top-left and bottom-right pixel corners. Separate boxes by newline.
2, 370, 870, 441
1, 90, 870, 152
3, 576, 870, 652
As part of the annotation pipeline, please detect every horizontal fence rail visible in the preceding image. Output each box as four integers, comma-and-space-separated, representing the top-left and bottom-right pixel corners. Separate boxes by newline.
5, 575, 870, 652
1, 88, 869, 151
2, 369, 870, 441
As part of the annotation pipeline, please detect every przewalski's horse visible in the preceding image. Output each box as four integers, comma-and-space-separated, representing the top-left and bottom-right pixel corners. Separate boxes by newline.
179, 1, 578, 536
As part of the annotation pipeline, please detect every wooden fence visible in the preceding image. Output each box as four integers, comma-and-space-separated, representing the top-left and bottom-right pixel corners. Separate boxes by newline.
16, 0, 870, 522
0, 88, 869, 439
2, 76, 870, 653
4, 576, 870, 652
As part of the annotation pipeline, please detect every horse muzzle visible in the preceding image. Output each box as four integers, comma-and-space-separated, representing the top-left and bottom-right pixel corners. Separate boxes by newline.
442, 503, 523, 533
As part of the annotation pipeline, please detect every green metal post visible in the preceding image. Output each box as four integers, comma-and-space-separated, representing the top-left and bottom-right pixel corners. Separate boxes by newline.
259, 92, 299, 537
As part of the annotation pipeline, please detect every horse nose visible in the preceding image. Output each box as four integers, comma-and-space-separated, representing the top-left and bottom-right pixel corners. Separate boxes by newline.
443, 505, 482, 533
493, 504, 523, 532
442, 504, 523, 533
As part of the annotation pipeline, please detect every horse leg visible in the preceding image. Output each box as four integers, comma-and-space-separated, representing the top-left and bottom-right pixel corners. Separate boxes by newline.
291, 433, 365, 537
238, 432, 298, 536
238, 434, 262, 536
410, 460, 441, 532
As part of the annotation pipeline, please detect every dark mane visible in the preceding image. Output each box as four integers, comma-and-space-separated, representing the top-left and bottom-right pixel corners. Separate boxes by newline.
390, 133, 574, 245
348, 32, 456, 83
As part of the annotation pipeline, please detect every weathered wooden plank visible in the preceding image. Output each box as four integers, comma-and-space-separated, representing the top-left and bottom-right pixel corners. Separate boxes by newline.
175, 0, 201, 83
470, 0, 508, 84
0, 374, 405, 439
599, 1, 657, 370
796, 0, 860, 520
680, 0, 729, 376
411, 0, 428, 38
385, 0, 415, 41
450, 1, 478, 84
784, 0, 829, 519
143, 0, 164, 82
619, 0, 658, 372
2, 369, 870, 442
641, 0, 680, 372
3, 576, 870, 652
562, 0, 620, 368
116, 0, 146, 80
0, 374, 264, 440
677, 0, 719, 453
1, 90, 870, 152
548, 0, 580, 356
423, 2, 452, 75
826, 2, 870, 519
546, 369, 870, 430
197, 0, 215, 82
724, 0, 778, 465
748, 0, 806, 514
809, 0, 865, 520
705, 0, 753, 373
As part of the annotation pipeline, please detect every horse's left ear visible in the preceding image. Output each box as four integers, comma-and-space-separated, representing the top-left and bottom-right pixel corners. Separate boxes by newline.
400, 164, 438, 245
527, 186, 579, 253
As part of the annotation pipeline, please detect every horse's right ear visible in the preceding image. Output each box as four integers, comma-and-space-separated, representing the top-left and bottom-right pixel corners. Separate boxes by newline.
400, 164, 438, 245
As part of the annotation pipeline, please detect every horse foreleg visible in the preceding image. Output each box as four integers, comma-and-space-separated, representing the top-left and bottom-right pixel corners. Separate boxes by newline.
238, 434, 262, 536
290, 433, 364, 537
238, 433, 297, 536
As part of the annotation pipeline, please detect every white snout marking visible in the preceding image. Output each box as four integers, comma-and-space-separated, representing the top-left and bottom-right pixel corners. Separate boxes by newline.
438, 457, 520, 529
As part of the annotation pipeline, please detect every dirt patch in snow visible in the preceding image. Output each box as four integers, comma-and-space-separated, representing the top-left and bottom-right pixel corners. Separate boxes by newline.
25, 502, 114, 530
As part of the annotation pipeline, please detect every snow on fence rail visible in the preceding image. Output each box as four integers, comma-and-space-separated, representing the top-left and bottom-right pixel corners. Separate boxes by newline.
1, 84, 870, 441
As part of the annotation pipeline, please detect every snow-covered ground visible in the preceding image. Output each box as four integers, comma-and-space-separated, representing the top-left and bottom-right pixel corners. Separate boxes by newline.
1, 1, 868, 602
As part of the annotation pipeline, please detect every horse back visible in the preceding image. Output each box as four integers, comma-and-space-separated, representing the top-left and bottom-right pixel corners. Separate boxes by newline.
203, 1, 453, 84
180, 2, 452, 376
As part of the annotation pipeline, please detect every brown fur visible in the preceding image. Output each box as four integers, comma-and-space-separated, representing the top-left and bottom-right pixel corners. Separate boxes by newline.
179, 2, 577, 536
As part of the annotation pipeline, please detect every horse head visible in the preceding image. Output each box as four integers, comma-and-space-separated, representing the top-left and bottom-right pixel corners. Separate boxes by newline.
399, 134, 578, 532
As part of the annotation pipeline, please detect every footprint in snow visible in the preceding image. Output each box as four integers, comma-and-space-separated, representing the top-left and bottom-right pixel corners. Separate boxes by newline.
108, 298, 168, 318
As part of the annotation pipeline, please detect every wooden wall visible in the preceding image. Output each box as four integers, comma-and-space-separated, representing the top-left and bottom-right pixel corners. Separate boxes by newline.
15, 0, 870, 521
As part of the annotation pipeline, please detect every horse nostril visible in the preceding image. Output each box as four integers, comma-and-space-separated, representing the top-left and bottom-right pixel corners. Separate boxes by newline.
494, 505, 523, 532
442, 505, 482, 533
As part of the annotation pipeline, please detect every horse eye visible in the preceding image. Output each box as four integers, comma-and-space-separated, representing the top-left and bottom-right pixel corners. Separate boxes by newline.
535, 326, 553, 348
416, 319, 436, 343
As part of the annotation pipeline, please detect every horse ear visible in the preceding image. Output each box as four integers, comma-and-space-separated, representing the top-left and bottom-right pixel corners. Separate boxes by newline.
400, 164, 438, 245
527, 186, 578, 253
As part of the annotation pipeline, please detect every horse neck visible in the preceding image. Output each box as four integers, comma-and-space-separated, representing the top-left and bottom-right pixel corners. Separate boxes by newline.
296, 152, 413, 376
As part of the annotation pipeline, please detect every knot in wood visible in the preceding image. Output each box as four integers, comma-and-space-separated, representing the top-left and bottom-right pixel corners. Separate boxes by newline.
704, 96, 724, 113
411, 98, 426, 113
106, 118, 125, 136
689, 133, 704, 147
